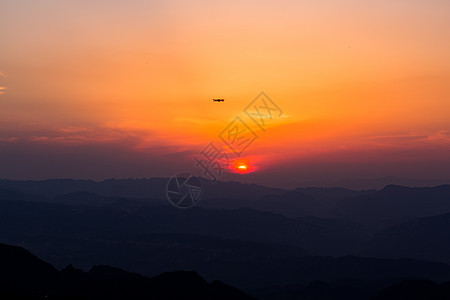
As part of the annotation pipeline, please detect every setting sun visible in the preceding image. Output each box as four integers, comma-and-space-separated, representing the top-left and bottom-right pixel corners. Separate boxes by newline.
233, 159, 252, 174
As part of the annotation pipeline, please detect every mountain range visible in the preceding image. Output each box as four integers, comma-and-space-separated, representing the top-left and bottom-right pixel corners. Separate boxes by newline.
1, 178, 450, 299
0, 243, 255, 299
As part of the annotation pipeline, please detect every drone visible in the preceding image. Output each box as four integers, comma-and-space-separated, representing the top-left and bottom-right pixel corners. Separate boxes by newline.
213, 99, 224, 102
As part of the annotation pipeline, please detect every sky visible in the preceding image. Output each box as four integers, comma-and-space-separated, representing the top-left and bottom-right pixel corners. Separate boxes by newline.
0, 0, 449, 188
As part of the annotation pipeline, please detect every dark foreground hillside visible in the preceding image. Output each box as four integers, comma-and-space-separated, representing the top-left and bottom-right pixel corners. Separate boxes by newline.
0, 243, 255, 300
4, 242, 450, 300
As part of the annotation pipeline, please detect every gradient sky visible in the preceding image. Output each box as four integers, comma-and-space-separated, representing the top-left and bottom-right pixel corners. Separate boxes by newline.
1, 0, 449, 188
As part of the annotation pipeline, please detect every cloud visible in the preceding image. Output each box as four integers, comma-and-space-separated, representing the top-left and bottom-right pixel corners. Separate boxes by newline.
0, 120, 194, 156
173, 117, 220, 125
0, 72, 7, 95
57, 126, 90, 134
428, 130, 450, 143
365, 134, 428, 143
365, 129, 450, 146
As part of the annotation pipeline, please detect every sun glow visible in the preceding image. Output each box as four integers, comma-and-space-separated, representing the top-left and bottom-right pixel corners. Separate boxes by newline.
233, 159, 251, 174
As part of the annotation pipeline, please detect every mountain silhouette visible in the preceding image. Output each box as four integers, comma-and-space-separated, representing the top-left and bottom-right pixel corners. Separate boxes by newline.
2, 179, 450, 298
0, 178, 285, 200
364, 212, 450, 263
199, 187, 375, 218
0, 242, 256, 299
371, 280, 450, 300
332, 184, 450, 230
0, 197, 369, 257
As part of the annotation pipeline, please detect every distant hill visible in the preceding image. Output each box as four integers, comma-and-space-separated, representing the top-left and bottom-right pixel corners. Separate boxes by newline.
0, 178, 285, 199
5, 179, 450, 228
331, 176, 450, 190
199, 187, 375, 218
332, 184, 450, 230
0, 178, 170, 198
0, 198, 369, 258
0, 188, 50, 202
364, 212, 450, 263
0, 242, 256, 300
54, 190, 121, 206
0, 178, 375, 218
7, 178, 450, 226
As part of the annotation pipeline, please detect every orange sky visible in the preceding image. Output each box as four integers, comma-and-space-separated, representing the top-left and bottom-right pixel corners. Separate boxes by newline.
0, 0, 449, 187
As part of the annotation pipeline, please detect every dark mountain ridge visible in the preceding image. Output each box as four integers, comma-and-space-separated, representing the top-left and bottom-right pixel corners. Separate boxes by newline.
0, 242, 255, 300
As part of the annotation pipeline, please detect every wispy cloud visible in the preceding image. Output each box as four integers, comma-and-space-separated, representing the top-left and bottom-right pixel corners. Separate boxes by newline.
0, 71, 7, 95
173, 117, 221, 125
366, 134, 428, 143
428, 130, 450, 143
0, 120, 190, 154
364, 129, 450, 147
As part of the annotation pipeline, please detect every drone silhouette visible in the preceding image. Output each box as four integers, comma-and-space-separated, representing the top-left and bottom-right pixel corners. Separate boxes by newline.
213, 99, 224, 102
